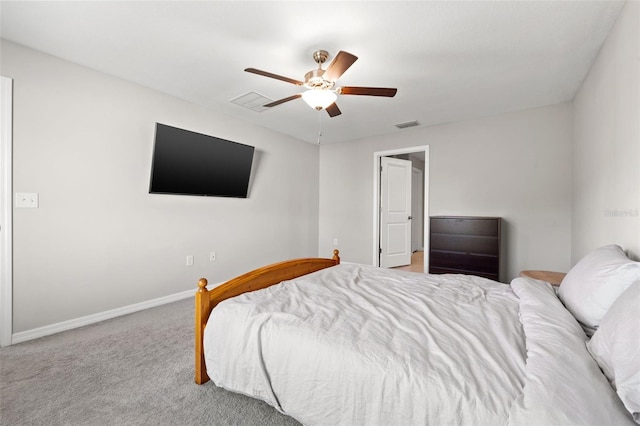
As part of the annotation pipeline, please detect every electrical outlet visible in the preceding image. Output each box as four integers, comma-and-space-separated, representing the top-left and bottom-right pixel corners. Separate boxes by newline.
210, 252, 216, 262
186, 255, 194, 266
15, 192, 39, 208
333, 238, 338, 246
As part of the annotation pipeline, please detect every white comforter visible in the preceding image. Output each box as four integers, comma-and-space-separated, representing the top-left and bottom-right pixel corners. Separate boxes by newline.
204, 263, 633, 425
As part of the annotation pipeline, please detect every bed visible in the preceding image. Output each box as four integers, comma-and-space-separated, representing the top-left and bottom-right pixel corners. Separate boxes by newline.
195, 246, 639, 425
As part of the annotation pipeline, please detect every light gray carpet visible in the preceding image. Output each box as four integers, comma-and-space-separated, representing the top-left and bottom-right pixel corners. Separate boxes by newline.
0, 298, 301, 425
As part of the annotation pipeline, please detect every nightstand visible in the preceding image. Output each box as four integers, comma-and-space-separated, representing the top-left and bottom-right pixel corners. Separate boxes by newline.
519, 270, 566, 286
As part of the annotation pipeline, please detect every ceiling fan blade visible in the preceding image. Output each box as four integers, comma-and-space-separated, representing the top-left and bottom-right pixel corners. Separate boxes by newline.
338, 86, 398, 97
245, 68, 304, 86
323, 51, 358, 82
325, 102, 342, 118
263, 94, 302, 108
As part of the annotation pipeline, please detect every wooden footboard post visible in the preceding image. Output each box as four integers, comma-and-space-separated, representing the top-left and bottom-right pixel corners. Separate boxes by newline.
195, 278, 211, 385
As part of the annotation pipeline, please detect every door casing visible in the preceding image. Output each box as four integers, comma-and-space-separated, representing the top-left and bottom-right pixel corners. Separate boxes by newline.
1, 76, 13, 347
411, 167, 424, 252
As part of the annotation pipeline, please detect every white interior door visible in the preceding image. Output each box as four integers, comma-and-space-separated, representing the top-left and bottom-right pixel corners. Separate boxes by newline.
380, 157, 412, 268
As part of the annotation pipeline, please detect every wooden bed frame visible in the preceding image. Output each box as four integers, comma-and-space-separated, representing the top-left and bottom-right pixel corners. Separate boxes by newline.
195, 250, 340, 384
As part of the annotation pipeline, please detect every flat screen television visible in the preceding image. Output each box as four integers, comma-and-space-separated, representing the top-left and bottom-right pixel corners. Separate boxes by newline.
149, 123, 255, 198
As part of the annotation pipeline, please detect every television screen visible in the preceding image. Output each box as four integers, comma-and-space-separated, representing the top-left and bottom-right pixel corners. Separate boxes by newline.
149, 123, 255, 198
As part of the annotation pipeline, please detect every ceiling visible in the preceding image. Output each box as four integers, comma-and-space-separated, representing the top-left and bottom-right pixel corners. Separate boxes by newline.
0, 1, 625, 144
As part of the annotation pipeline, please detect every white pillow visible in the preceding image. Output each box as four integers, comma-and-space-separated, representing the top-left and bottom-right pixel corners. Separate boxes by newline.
587, 281, 640, 422
558, 245, 640, 329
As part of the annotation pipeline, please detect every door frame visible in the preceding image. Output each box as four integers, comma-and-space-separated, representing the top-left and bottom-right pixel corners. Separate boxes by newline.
411, 167, 424, 252
1, 76, 13, 346
373, 145, 429, 270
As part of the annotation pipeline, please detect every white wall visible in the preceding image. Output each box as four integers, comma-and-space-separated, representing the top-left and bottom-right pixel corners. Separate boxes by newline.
573, 1, 640, 262
319, 103, 573, 282
1, 40, 320, 333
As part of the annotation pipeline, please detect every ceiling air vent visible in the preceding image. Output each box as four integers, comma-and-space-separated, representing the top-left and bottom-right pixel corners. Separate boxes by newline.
230, 92, 273, 112
394, 120, 421, 129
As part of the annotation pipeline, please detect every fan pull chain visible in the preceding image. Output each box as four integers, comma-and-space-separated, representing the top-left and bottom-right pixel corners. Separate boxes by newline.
317, 109, 323, 145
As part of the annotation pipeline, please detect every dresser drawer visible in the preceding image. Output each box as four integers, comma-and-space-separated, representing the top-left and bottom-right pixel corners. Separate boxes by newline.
429, 250, 499, 274
429, 266, 499, 281
430, 233, 498, 255
430, 217, 499, 237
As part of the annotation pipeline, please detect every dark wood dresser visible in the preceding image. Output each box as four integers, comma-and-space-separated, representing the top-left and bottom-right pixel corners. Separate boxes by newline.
429, 216, 501, 281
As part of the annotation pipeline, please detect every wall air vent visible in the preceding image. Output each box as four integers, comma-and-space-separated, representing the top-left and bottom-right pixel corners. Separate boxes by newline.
394, 120, 421, 129
230, 92, 273, 112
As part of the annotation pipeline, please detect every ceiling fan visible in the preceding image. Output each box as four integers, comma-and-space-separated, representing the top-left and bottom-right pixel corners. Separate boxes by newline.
245, 50, 397, 117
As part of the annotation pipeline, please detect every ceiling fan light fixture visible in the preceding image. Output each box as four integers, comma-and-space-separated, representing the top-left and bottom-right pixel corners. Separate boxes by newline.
301, 89, 337, 110
245, 49, 395, 118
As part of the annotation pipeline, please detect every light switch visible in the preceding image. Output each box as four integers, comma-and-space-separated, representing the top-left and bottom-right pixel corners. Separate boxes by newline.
15, 192, 38, 208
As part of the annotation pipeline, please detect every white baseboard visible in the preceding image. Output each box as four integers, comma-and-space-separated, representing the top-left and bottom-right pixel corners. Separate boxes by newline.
11, 289, 195, 345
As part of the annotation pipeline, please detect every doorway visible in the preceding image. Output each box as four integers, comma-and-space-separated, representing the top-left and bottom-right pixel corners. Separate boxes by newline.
373, 146, 429, 272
